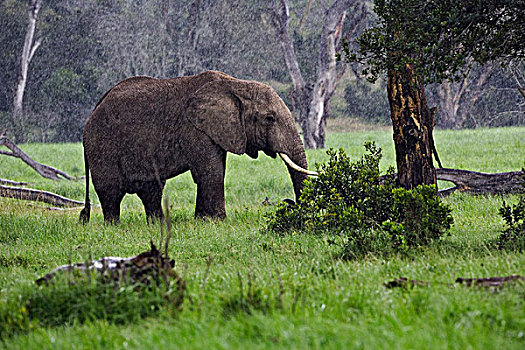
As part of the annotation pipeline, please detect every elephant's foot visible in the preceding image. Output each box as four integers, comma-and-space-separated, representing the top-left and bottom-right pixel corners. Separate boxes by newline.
194, 209, 226, 220
195, 181, 226, 220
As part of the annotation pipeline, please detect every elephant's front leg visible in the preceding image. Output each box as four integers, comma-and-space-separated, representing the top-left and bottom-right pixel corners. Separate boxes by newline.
195, 180, 226, 219
191, 149, 227, 219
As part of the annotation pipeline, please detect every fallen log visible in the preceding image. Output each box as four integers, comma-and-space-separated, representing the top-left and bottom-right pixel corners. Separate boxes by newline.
455, 275, 525, 288
36, 242, 182, 286
385, 275, 525, 289
437, 168, 524, 196
36, 241, 186, 313
0, 185, 84, 207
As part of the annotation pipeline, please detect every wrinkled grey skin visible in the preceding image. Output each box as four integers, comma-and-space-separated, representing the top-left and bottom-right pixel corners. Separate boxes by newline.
80, 71, 309, 223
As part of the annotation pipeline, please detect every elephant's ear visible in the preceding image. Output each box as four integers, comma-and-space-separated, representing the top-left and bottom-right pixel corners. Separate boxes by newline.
187, 81, 247, 155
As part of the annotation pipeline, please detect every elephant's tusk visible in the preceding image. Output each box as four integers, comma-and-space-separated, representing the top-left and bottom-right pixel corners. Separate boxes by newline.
279, 153, 318, 176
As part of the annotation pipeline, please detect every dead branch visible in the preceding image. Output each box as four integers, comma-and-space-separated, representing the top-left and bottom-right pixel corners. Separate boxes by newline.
27, 203, 82, 211
0, 134, 76, 180
437, 168, 524, 196
0, 185, 84, 207
386, 275, 525, 289
0, 178, 29, 186
456, 275, 525, 288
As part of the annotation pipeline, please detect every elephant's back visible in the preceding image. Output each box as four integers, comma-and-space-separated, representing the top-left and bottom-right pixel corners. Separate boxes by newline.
82, 71, 235, 180
85, 77, 178, 139
83, 77, 178, 175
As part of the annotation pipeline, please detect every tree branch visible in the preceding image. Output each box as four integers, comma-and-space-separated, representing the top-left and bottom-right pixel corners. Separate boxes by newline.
0, 185, 84, 207
28, 37, 42, 63
0, 134, 76, 180
0, 178, 29, 186
268, 0, 305, 91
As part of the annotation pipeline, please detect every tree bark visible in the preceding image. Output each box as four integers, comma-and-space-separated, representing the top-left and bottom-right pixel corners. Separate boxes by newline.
302, 5, 348, 149
387, 65, 437, 189
13, 0, 43, 120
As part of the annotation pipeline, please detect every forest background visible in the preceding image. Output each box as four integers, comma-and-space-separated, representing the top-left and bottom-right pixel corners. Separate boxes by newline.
1, 0, 524, 144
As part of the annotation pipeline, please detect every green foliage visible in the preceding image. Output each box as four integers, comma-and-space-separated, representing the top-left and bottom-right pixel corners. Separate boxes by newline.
499, 190, 525, 251
267, 142, 453, 258
391, 184, 454, 246
340, 0, 525, 84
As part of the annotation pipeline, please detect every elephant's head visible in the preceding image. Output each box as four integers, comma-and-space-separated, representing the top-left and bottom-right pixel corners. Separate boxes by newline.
187, 77, 316, 201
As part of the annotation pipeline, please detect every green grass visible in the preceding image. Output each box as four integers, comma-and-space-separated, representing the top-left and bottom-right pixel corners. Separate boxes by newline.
1, 126, 524, 349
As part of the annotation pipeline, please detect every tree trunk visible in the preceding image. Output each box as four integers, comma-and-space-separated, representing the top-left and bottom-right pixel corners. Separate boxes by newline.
301, 7, 347, 149
387, 65, 437, 190
270, 0, 359, 149
432, 63, 493, 129
13, 0, 43, 121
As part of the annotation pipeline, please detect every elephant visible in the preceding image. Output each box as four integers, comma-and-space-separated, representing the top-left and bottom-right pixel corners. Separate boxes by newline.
79, 70, 317, 223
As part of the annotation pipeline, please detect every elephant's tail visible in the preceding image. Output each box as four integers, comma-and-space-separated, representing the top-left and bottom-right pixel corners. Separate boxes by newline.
79, 150, 91, 224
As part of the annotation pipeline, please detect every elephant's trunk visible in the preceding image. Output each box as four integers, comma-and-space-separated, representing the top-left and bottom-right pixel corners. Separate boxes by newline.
282, 144, 311, 202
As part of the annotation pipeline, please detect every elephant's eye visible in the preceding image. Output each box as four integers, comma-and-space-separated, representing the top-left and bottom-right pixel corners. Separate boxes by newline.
265, 114, 276, 123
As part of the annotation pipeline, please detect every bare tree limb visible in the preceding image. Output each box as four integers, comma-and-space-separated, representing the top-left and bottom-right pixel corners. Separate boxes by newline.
269, 0, 306, 91
437, 168, 524, 196
0, 185, 84, 207
269, 0, 361, 149
518, 87, 525, 99
298, 0, 315, 33
0, 178, 29, 186
0, 134, 76, 180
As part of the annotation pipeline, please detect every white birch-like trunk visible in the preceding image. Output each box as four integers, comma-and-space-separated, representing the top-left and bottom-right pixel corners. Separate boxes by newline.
13, 0, 43, 118
270, 0, 358, 149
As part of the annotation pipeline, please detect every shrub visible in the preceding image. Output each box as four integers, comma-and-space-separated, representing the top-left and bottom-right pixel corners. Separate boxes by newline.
267, 143, 453, 259
498, 192, 525, 251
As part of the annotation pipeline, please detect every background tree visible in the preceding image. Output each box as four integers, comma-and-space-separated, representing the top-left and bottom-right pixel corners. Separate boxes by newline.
426, 62, 524, 129
268, 0, 368, 149
11, 0, 43, 142
341, 0, 525, 189
0, 1, 523, 144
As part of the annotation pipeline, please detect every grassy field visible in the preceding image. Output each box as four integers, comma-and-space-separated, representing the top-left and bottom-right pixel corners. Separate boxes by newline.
0, 126, 524, 349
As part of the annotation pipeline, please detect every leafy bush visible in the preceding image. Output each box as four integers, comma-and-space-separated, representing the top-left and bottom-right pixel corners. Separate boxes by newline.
267, 143, 453, 259
498, 193, 525, 251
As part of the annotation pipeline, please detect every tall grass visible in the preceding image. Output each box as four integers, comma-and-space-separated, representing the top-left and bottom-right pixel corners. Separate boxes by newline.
0, 126, 524, 349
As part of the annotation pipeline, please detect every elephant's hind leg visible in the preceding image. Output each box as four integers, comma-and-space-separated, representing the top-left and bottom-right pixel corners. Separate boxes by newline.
98, 187, 125, 224
137, 180, 165, 223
